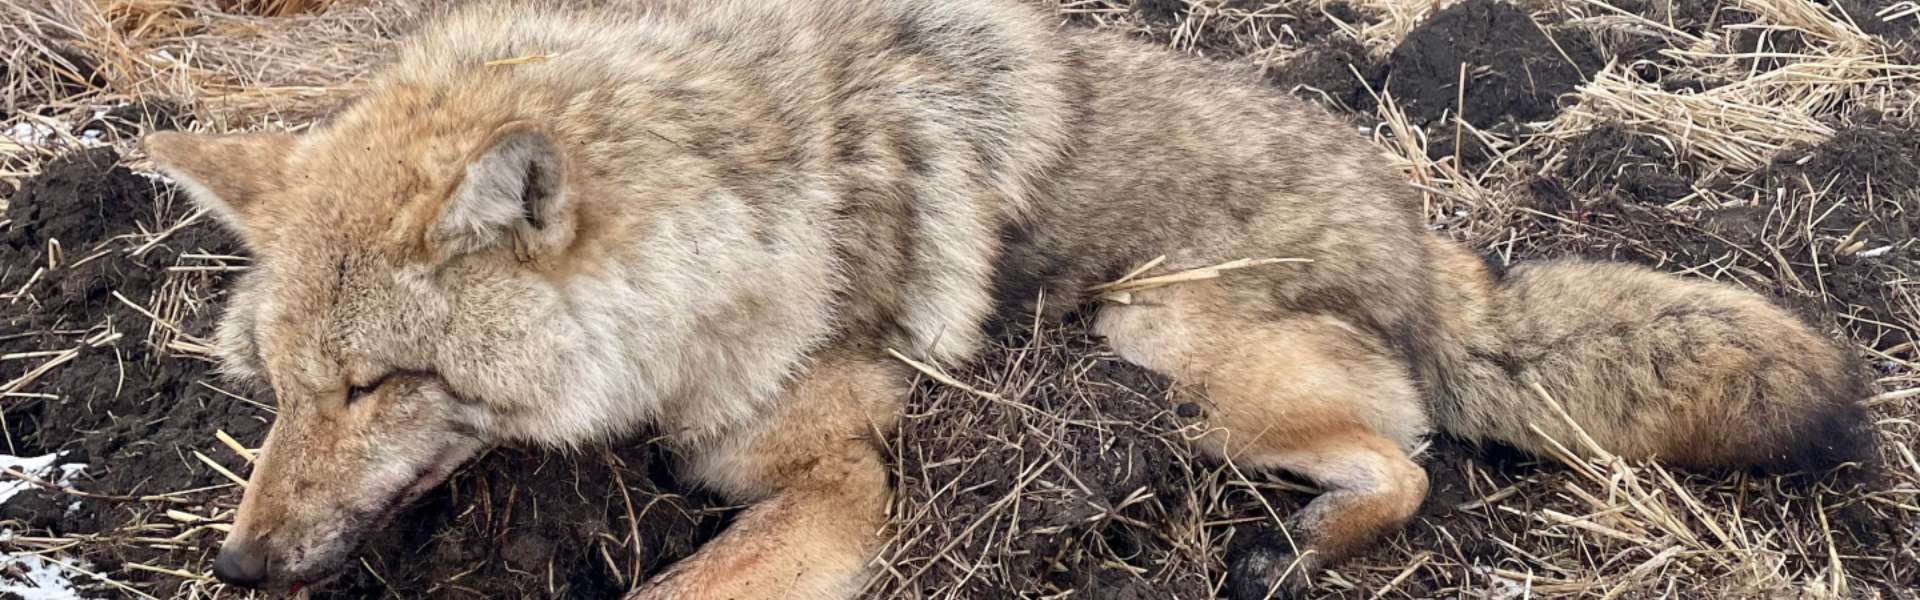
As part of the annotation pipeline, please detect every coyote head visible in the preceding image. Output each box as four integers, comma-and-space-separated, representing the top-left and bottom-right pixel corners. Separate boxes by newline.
145, 106, 614, 590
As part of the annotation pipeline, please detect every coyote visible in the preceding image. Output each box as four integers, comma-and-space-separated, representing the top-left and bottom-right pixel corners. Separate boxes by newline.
144, 0, 1869, 597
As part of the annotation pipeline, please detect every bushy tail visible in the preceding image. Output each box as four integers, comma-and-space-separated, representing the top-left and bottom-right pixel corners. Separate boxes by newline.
1418, 234, 1872, 472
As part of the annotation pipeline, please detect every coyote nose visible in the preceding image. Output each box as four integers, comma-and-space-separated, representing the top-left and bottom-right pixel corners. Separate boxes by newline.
212, 541, 268, 588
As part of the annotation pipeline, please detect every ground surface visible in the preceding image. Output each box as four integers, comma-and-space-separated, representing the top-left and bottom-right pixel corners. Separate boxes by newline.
1, 0, 1917, 598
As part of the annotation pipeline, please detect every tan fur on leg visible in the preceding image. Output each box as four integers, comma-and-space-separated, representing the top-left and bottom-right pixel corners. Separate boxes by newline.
1095, 281, 1431, 596
633, 356, 904, 600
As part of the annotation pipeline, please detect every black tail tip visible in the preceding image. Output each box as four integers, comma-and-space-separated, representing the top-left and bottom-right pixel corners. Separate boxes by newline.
1770, 398, 1878, 479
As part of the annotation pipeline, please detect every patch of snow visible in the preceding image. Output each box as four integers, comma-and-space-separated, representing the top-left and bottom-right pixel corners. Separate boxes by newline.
0, 552, 93, 600
1856, 245, 1893, 258
4, 121, 59, 147
0, 454, 86, 505
2, 117, 107, 150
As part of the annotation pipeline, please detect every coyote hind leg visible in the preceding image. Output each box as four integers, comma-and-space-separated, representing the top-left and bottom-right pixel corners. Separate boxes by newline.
1094, 281, 1430, 598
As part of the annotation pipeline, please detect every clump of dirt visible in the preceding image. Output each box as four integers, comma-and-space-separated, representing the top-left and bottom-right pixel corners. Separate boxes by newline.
1770, 111, 1920, 203
4, 148, 167, 262
0, 148, 721, 599
865, 317, 1215, 598
1383, 0, 1602, 130
1, 147, 253, 497
1540, 124, 1695, 211
1, 45, 110, 117
1270, 36, 1383, 113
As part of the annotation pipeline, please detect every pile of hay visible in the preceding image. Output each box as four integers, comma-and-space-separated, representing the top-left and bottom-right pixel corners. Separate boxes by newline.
1, 0, 1915, 598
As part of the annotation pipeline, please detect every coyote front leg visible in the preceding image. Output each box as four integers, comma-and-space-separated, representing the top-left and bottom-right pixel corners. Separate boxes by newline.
630, 355, 904, 600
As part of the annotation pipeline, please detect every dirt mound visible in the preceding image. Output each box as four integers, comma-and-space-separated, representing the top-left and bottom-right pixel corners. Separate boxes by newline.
1, 147, 251, 498
1761, 113, 1920, 349
1383, 0, 1601, 130
1, 147, 260, 583
1772, 111, 1920, 203
4, 45, 109, 109
4, 148, 168, 262
1270, 36, 1383, 113
1543, 124, 1695, 210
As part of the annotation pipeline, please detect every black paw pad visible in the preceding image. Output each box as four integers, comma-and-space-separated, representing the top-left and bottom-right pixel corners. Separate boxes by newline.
1224, 528, 1306, 600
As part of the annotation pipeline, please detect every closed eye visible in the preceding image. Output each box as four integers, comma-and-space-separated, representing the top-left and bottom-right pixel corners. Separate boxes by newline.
346, 373, 393, 405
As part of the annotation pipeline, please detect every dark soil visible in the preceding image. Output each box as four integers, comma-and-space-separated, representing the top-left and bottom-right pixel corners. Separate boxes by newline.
1773, 111, 1920, 202
869, 320, 1213, 598
1838, 0, 1919, 46
0, 149, 252, 503
2, 147, 266, 575
1270, 36, 1383, 113
0, 148, 721, 599
1131, 0, 1185, 23
1542, 123, 1695, 211
1, 45, 109, 121
1382, 0, 1602, 130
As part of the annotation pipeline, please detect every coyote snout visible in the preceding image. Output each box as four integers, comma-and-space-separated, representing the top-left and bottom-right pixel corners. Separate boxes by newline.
207, 372, 489, 589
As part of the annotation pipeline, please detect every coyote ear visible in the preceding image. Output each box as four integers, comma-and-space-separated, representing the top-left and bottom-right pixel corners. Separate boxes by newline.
431, 121, 570, 257
143, 131, 294, 239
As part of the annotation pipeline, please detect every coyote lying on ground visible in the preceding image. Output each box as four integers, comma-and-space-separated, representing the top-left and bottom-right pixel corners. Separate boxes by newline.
144, 0, 1868, 597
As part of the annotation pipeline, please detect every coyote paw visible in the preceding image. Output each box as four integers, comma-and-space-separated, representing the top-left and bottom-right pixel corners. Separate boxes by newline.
1224, 528, 1309, 600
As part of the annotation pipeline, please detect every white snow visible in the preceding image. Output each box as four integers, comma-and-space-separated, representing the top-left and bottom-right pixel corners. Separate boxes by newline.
0, 552, 93, 600
4, 121, 59, 148
0, 459, 95, 598
0, 454, 86, 505
3, 113, 115, 151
